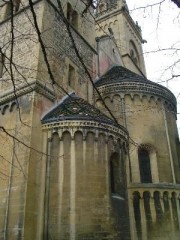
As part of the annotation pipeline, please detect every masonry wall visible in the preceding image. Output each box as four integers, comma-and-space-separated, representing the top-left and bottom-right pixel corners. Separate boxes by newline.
41, 128, 130, 240
0, 1, 43, 91
0, 95, 33, 239
95, 84, 180, 239
37, 0, 96, 102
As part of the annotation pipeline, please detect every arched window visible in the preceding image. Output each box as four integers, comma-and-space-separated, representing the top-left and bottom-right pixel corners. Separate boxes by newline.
4, 0, 20, 19
107, 0, 117, 9
0, 53, 4, 78
68, 64, 75, 88
110, 159, 115, 193
138, 148, 152, 183
129, 40, 140, 67
13, 0, 20, 13
67, 3, 78, 30
109, 152, 123, 195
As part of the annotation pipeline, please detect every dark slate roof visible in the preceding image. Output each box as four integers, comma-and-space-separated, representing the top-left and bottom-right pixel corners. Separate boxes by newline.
95, 65, 149, 87
41, 93, 116, 126
171, 0, 180, 8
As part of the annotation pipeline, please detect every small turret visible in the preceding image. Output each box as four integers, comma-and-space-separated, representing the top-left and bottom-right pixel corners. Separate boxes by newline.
95, 0, 146, 76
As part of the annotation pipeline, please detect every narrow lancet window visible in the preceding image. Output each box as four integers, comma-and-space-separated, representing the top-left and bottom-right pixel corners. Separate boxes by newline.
138, 148, 152, 183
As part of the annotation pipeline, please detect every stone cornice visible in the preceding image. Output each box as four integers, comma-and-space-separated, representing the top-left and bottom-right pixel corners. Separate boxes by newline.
96, 81, 177, 111
128, 182, 180, 191
0, 80, 55, 105
42, 119, 129, 142
0, 0, 42, 26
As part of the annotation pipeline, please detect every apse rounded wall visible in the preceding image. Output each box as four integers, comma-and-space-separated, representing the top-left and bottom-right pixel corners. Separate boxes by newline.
42, 120, 130, 240
95, 69, 180, 184
123, 93, 179, 184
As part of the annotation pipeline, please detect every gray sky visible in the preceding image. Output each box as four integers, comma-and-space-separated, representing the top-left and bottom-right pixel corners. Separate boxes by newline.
126, 0, 180, 135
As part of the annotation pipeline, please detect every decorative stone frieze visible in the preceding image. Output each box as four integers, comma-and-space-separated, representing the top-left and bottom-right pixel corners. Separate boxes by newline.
97, 81, 177, 112
42, 119, 128, 143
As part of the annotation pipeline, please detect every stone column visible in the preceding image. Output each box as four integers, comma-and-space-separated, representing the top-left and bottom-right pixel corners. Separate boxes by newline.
149, 195, 156, 223
37, 132, 48, 239
83, 139, 86, 167
169, 196, 175, 237
175, 195, 180, 230
121, 97, 127, 128
58, 140, 64, 234
140, 195, 147, 240
44, 138, 51, 240
70, 138, 76, 240
105, 138, 110, 207
94, 137, 98, 164
160, 193, 165, 214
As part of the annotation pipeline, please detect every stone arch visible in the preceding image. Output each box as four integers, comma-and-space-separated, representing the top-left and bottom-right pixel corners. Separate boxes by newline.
104, 96, 111, 105
10, 102, 17, 112
107, 135, 115, 155
97, 132, 106, 164
154, 191, 163, 222
163, 191, 170, 212
86, 131, 95, 159
133, 94, 141, 103
143, 191, 152, 230
112, 94, 122, 121
50, 132, 60, 161
2, 105, 9, 115
171, 192, 179, 230
129, 39, 140, 66
149, 96, 156, 103
156, 98, 162, 109
124, 93, 133, 101
47, 132, 60, 237
114, 20, 118, 25
133, 191, 142, 240
104, 24, 108, 32
141, 95, 148, 103
62, 131, 71, 163
74, 131, 83, 172
95, 99, 104, 112
108, 21, 113, 28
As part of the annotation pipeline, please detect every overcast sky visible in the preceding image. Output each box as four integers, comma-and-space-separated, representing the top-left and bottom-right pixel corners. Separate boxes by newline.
126, 0, 180, 135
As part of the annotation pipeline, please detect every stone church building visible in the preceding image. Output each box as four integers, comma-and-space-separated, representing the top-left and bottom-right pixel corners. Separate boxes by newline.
0, 0, 180, 239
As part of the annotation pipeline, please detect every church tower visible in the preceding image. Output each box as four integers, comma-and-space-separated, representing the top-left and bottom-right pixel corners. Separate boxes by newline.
95, 1, 180, 240
95, 0, 146, 76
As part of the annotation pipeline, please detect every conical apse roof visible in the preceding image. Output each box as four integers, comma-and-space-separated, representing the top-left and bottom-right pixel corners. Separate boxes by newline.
95, 65, 148, 87
41, 93, 117, 126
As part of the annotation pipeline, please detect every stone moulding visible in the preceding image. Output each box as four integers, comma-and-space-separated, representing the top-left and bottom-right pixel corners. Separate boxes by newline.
0, 80, 55, 106
42, 119, 129, 143
129, 182, 180, 190
97, 81, 177, 111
